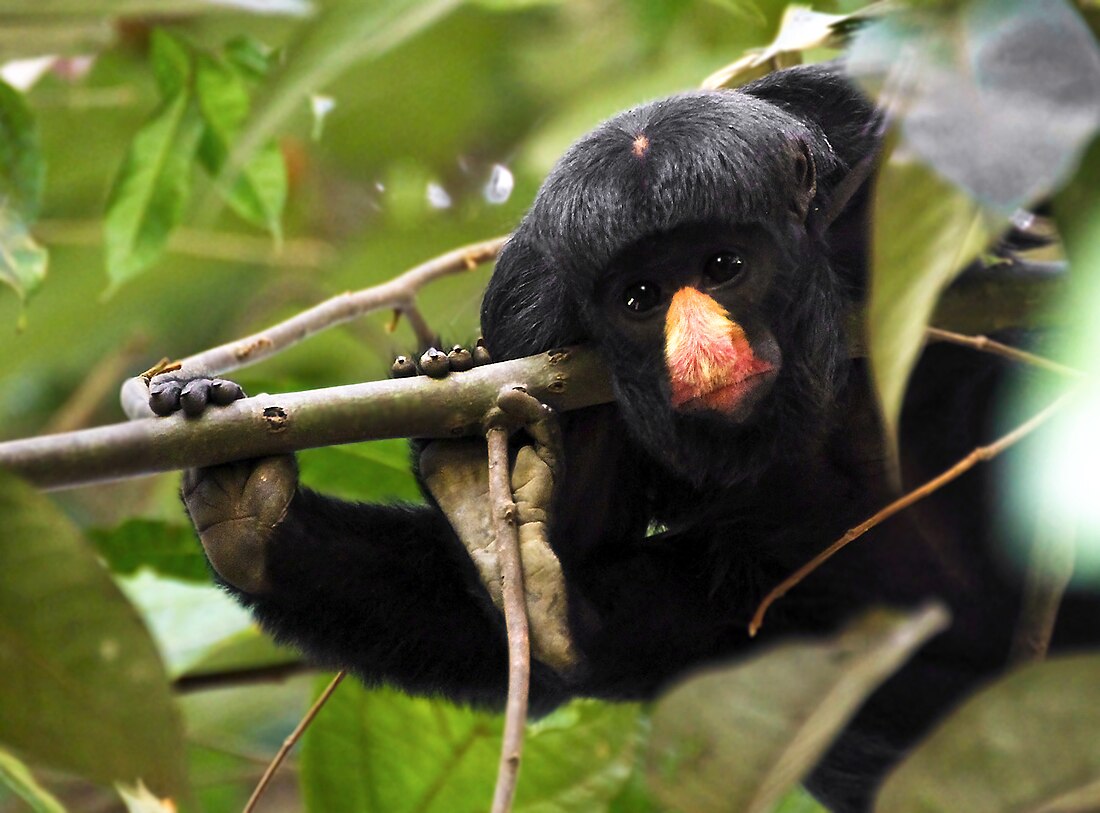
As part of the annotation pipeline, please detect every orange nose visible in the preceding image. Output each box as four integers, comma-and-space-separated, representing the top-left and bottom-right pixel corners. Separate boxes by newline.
664, 288, 769, 408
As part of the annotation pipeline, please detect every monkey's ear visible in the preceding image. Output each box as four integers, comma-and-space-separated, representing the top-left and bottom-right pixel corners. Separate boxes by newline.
480, 234, 585, 360
790, 140, 817, 223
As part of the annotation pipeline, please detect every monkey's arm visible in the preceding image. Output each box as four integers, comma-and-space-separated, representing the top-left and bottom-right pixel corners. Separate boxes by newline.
154, 377, 568, 710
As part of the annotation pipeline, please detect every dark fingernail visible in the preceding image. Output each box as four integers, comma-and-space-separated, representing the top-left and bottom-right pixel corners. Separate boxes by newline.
473, 337, 491, 366
391, 355, 418, 378
149, 380, 183, 416
448, 345, 474, 372
180, 379, 211, 416
209, 379, 245, 405
420, 347, 450, 378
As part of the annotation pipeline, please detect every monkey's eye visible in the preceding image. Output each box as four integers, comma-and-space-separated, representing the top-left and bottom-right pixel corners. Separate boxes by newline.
704, 251, 745, 284
622, 281, 662, 314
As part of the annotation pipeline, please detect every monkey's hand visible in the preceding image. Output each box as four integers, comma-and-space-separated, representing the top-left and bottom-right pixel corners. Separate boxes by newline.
421, 387, 578, 676
148, 375, 296, 595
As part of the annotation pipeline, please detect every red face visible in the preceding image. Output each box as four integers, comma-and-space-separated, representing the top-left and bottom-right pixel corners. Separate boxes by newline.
664, 287, 778, 417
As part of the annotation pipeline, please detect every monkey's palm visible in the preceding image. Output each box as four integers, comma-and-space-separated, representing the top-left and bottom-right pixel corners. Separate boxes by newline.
149, 375, 295, 595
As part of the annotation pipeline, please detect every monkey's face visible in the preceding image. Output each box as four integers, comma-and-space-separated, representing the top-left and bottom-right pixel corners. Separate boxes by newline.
598, 221, 784, 419
590, 220, 839, 488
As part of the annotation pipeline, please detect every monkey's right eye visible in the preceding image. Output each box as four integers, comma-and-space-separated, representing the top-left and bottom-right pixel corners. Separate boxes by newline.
623, 281, 662, 314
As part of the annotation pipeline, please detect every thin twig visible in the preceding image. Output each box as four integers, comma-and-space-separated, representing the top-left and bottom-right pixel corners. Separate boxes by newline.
399, 301, 438, 349
926, 327, 1084, 378
119, 235, 508, 419
749, 390, 1077, 636
1011, 500, 1078, 663
173, 661, 312, 694
486, 423, 530, 813
242, 670, 346, 813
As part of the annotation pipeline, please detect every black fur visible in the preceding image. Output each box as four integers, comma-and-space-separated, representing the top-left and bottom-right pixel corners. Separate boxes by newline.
191, 65, 1097, 812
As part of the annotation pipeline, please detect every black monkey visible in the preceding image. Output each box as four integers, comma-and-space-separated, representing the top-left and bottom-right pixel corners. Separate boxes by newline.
151, 65, 1099, 812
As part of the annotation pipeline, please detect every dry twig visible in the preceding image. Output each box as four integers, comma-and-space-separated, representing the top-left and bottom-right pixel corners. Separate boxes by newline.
926, 327, 1083, 378
119, 235, 508, 419
243, 671, 346, 813
749, 390, 1077, 636
485, 419, 531, 813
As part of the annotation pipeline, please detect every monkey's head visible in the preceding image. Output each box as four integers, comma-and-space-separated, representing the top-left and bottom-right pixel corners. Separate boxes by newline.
482, 68, 876, 488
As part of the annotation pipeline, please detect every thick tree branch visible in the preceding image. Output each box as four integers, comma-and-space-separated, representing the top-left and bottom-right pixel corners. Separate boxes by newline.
0, 348, 613, 491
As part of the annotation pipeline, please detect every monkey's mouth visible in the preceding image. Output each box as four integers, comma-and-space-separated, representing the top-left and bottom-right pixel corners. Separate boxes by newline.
673, 365, 778, 416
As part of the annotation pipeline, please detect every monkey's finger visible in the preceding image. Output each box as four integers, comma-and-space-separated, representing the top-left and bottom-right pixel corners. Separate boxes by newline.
149, 379, 184, 416
448, 345, 474, 372
209, 379, 246, 405
420, 347, 451, 378
180, 379, 211, 416
496, 386, 562, 471
391, 355, 418, 378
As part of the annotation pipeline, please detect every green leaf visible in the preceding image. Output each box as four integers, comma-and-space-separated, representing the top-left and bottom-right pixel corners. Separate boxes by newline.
0, 0, 310, 15
195, 53, 286, 239
848, 0, 1100, 210
224, 35, 277, 80
89, 519, 209, 583
149, 29, 192, 100
0, 470, 186, 795
0, 79, 44, 221
297, 439, 421, 502
208, 0, 461, 213
646, 605, 950, 813
876, 655, 1100, 812
0, 205, 48, 307
179, 626, 300, 678
104, 90, 205, 292
301, 682, 641, 813
867, 147, 990, 456
0, 747, 67, 813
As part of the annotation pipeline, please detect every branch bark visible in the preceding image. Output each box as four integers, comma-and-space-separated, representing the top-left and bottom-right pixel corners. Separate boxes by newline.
0, 348, 613, 491
119, 235, 508, 420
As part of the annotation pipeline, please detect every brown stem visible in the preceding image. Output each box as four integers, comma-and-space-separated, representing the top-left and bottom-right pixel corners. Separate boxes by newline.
749, 390, 1076, 636
400, 301, 439, 349
173, 661, 312, 694
925, 327, 1084, 378
1011, 499, 1078, 663
119, 235, 507, 419
486, 423, 530, 813
242, 671, 346, 813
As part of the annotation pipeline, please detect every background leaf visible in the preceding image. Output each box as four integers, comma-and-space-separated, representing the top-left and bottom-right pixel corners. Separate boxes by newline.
866, 147, 990, 456
209, 0, 462, 214
848, 0, 1100, 210
0, 207, 48, 307
0, 470, 186, 795
301, 681, 641, 813
0, 79, 44, 221
876, 655, 1100, 812
195, 52, 286, 238
89, 519, 210, 583
646, 605, 949, 813
104, 91, 205, 291
0, 747, 67, 813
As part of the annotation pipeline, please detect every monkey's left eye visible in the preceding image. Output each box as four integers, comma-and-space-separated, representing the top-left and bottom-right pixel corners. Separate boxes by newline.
623, 281, 662, 314
704, 251, 745, 284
